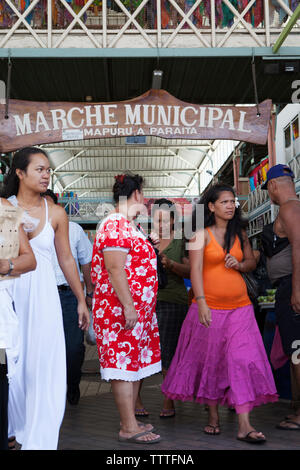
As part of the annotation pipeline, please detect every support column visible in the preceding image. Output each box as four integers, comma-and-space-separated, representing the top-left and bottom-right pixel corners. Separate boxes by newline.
233, 151, 240, 194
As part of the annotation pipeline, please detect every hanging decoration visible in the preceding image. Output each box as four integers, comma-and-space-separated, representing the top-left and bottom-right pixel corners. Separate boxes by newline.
0, 1, 299, 30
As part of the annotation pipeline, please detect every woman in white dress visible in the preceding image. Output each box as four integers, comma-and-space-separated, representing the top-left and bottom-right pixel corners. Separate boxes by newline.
1, 147, 90, 450
0, 197, 36, 450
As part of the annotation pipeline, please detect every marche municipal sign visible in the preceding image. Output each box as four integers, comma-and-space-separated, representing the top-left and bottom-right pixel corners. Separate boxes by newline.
0, 90, 272, 152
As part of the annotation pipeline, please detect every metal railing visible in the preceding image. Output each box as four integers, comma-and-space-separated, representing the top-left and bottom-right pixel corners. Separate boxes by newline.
248, 208, 272, 237
288, 153, 300, 181
248, 183, 270, 213
0, 0, 299, 48
58, 195, 196, 222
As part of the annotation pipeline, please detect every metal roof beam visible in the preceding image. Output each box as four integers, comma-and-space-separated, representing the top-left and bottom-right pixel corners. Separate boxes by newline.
52, 154, 203, 159
163, 172, 189, 190
53, 169, 198, 175
69, 186, 187, 191
183, 146, 215, 196
63, 174, 88, 190
167, 149, 197, 170
54, 150, 85, 171
44, 144, 213, 150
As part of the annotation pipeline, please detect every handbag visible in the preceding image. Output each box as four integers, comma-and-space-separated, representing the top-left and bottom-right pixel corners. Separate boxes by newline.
261, 222, 289, 258
153, 246, 168, 290
0, 201, 23, 280
241, 272, 259, 301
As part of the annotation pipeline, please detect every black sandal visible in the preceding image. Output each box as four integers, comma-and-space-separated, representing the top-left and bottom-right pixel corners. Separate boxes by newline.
8, 437, 16, 450
237, 430, 266, 444
276, 420, 300, 431
204, 424, 221, 435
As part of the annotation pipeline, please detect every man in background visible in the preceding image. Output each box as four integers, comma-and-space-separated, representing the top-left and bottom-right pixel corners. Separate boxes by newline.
262, 164, 300, 430
44, 190, 94, 406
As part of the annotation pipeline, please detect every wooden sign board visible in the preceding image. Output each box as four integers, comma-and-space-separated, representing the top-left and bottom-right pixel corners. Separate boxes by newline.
0, 90, 272, 152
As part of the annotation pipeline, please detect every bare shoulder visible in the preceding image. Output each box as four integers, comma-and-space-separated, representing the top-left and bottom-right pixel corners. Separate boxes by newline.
48, 202, 68, 226
277, 201, 300, 239
279, 200, 300, 222
188, 228, 207, 253
194, 227, 208, 239
204, 228, 210, 243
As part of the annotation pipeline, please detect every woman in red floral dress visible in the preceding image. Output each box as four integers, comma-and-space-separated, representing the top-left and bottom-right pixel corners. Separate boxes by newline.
91, 174, 161, 444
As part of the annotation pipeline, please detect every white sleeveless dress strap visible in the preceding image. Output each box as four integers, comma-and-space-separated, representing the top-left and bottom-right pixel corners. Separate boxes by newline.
8, 196, 66, 450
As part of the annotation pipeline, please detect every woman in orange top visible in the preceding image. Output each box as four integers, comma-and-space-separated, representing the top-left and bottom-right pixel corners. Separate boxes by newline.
162, 184, 278, 444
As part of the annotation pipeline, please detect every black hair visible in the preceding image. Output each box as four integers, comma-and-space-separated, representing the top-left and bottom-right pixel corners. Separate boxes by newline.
113, 173, 144, 203
151, 198, 178, 223
1, 147, 49, 198
192, 183, 248, 252
43, 188, 58, 205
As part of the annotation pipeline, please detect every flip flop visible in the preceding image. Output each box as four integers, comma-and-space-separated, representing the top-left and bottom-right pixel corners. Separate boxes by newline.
8, 437, 16, 450
237, 430, 266, 443
285, 415, 300, 421
159, 408, 175, 418
118, 430, 161, 444
135, 408, 149, 417
120, 422, 155, 433
204, 424, 221, 435
138, 422, 155, 432
276, 420, 300, 431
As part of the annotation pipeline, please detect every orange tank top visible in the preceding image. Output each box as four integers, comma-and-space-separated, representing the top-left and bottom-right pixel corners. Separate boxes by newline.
192, 227, 251, 310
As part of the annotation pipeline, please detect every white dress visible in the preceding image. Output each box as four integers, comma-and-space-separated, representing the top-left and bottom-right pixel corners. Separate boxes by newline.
8, 197, 66, 450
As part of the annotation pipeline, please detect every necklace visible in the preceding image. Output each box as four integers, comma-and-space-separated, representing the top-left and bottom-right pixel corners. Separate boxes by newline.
17, 198, 42, 212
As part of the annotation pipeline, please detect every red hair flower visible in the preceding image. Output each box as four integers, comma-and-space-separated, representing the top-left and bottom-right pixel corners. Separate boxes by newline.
115, 174, 125, 183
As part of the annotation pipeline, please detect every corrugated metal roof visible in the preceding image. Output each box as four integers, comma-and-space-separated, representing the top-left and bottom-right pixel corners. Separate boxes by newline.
44, 136, 213, 197
0, 56, 298, 104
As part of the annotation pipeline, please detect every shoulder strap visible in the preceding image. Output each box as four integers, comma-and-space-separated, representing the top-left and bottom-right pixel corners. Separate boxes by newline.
44, 197, 49, 221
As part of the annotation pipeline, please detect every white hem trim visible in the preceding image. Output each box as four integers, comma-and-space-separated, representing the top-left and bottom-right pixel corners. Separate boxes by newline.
100, 360, 162, 382
102, 247, 130, 253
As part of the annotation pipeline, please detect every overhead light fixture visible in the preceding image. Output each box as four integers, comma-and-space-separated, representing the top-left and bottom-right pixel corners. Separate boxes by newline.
152, 70, 163, 90
284, 61, 299, 73
85, 95, 93, 102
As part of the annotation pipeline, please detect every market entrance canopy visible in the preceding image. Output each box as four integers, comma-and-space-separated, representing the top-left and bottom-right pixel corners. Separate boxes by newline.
0, 90, 272, 153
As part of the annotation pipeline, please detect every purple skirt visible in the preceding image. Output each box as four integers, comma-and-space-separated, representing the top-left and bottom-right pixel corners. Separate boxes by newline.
161, 303, 278, 414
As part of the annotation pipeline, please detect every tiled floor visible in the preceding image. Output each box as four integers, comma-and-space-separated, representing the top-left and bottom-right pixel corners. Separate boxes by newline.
58, 344, 300, 451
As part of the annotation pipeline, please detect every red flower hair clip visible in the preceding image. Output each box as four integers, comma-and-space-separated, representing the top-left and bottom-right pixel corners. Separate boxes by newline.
115, 174, 125, 183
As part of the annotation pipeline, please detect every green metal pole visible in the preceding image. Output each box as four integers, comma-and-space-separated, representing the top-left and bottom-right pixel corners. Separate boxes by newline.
272, 4, 300, 54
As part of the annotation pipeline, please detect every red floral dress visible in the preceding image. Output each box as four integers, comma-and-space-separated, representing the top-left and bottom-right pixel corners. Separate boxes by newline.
91, 213, 161, 381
